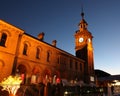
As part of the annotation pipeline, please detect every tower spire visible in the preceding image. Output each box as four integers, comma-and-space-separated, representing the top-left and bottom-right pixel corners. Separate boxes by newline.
78, 7, 88, 31
81, 5, 84, 19
78, 4, 88, 30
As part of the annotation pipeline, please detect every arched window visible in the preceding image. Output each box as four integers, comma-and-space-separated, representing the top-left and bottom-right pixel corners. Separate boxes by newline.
36, 47, 40, 59
23, 44, 28, 55
80, 63, 82, 71
47, 51, 50, 62
75, 62, 78, 70
17, 64, 27, 84
0, 33, 7, 46
70, 59, 73, 69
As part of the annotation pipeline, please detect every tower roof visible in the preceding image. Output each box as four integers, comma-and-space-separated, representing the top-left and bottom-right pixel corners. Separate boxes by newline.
78, 11, 88, 31
78, 11, 88, 26
79, 18, 88, 25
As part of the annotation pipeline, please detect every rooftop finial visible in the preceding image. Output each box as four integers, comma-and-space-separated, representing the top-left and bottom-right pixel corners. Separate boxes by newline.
81, 4, 84, 19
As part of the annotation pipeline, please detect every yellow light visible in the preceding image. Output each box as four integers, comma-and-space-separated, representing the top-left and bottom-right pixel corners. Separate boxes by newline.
0, 75, 22, 95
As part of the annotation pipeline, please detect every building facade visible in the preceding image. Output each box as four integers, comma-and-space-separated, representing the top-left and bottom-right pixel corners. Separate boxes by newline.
0, 12, 95, 85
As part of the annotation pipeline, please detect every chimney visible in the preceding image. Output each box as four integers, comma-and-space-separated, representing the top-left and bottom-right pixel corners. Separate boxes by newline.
38, 32, 45, 41
52, 40, 57, 47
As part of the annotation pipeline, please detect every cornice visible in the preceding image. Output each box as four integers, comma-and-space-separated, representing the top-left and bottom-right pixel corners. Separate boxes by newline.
0, 20, 24, 35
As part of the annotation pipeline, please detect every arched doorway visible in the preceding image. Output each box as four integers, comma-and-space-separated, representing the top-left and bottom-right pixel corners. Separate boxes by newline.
16, 64, 27, 84
31, 66, 42, 84
43, 69, 52, 85
52, 70, 61, 84
17, 64, 26, 74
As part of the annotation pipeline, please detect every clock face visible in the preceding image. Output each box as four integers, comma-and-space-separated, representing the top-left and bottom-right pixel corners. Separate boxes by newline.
79, 37, 84, 42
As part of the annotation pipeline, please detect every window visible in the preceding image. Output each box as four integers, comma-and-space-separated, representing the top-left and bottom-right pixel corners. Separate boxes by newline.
0, 33, 7, 46
57, 56, 60, 64
70, 59, 73, 68
81, 25, 82, 28
23, 44, 28, 55
36, 48, 40, 59
47, 51, 50, 62
75, 62, 78, 70
80, 63, 82, 71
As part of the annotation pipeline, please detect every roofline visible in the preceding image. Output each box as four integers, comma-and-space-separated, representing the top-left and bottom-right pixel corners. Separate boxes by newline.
25, 33, 85, 62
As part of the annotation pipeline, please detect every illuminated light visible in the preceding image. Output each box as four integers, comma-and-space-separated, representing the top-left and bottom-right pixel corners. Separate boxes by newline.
90, 76, 94, 81
31, 75, 36, 84
112, 80, 120, 86
114, 82, 120, 85
21, 74, 25, 84
0, 75, 22, 95
88, 38, 91, 42
64, 91, 68, 94
56, 78, 60, 84
113, 80, 119, 83
53, 75, 56, 84
100, 88, 103, 92
21, 74, 24, 80
70, 80, 74, 84
87, 90, 90, 93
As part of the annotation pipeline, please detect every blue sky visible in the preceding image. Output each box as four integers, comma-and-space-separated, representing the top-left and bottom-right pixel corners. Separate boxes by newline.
0, 0, 120, 75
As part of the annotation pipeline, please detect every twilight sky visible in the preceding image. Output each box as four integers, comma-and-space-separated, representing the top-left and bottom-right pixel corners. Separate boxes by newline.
0, 0, 120, 75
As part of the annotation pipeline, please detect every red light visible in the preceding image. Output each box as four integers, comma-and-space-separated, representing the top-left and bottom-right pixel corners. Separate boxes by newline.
21, 74, 24, 80
56, 78, 60, 83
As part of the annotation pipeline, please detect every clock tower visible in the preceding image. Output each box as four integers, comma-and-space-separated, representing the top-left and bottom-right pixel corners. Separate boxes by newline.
74, 12, 95, 84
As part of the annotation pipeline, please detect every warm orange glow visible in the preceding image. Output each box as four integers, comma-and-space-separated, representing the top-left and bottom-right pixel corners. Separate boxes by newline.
0, 75, 22, 95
